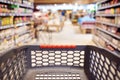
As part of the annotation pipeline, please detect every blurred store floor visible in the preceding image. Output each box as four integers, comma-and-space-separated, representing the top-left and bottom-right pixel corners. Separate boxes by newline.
37, 20, 95, 45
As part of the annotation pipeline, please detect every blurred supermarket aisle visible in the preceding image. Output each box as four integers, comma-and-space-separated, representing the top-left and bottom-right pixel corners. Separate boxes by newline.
37, 20, 95, 45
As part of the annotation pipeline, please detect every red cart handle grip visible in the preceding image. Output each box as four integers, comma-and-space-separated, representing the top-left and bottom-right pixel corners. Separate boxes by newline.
40, 45, 76, 48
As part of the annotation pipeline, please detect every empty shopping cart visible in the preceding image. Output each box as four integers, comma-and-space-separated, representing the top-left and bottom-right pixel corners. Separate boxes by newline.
0, 45, 120, 80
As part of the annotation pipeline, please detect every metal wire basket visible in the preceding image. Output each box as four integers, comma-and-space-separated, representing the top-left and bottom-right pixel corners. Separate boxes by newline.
0, 45, 120, 80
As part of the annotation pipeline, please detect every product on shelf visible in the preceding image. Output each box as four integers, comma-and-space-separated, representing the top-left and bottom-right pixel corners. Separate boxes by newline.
15, 33, 33, 46
97, 7, 120, 14
4, 29, 14, 37
108, 27, 118, 33
0, 3, 33, 14
96, 17, 115, 24
0, 0, 34, 52
98, 0, 120, 8
15, 26, 27, 34
0, 16, 13, 26
0, 30, 4, 39
0, 28, 14, 39
14, 7, 33, 14
95, 0, 120, 53
116, 17, 120, 25
14, 25, 35, 46
23, 0, 33, 6
0, 4, 9, 13
112, 38, 120, 46
0, 28, 15, 51
99, 39, 106, 47
14, 16, 31, 24
106, 44, 115, 51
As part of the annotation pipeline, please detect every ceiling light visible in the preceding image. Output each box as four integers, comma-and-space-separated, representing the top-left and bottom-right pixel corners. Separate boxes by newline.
75, 3, 78, 6
54, 4, 57, 6
63, 3, 66, 6
69, 3, 72, 6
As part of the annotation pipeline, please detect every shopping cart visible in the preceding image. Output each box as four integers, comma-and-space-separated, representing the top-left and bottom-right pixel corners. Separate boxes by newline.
0, 45, 120, 80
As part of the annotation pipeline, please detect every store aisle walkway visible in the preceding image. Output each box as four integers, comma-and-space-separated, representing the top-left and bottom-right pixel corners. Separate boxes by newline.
47, 20, 95, 45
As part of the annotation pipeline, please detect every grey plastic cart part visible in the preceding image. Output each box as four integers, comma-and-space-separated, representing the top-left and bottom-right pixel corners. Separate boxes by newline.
0, 45, 120, 80
24, 67, 88, 80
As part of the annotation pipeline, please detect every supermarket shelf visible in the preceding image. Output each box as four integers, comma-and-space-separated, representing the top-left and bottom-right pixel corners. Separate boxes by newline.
16, 36, 32, 44
96, 0, 120, 55
93, 35, 120, 56
96, 14, 117, 17
98, 3, 120, 10
15, 22, 31, 26
0, 22, 32, 30
0, 0, 34, 54
93, 38, 103, 48
0, 38, 35, 56
97, 0, 108, 4
0, 37, 12, 41
15, 13, 33, 16
0, 13, 32, 16
0, 0, 33, 9
23, 37, 32, 43
0, 25, 14, 30
22, 39, 36, 46
96, 27, 120, 40
17, 31, 30, 37
5, 36, 14, 40
98, 34, 118, 49
96, 21, 119, 28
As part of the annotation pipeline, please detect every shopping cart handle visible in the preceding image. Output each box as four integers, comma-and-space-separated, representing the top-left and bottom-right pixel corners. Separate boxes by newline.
40, 45, 76, 48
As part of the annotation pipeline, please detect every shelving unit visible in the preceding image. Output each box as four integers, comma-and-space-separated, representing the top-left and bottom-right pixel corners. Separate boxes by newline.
98, 3, 120, 10
96, 14, 118, 17
96, 21, 119, 27
96, 27, 120, 39
0, 24, 14, 29
94, 0, 120, 54
0, 0, 34, 9
0, 0, 34, 52
0, 13, 32, 16
15, 21, 32, 26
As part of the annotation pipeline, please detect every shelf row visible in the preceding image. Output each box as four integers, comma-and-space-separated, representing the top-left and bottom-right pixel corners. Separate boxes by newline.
0, 24, 35, 52
0, 0, 34, 53
97, 33, 118, 49
98, 1, 120, 10
96, 27, 120, 40
96, 0, 120, 55
0, 13, 32, 16
0, 38, 36, 56
0, 0, 34, 9
93, 35, 120, 56
97, 0, 108, 4
0, 24, 34, 40
96, 21, 120, 28
93, 32, 120, 51
0, 21, 32, 30
96, 14, 120, 17
0, 30, 30, 41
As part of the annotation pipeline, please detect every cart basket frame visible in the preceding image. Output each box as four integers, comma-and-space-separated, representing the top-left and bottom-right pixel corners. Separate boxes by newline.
0, 45, 120, 80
